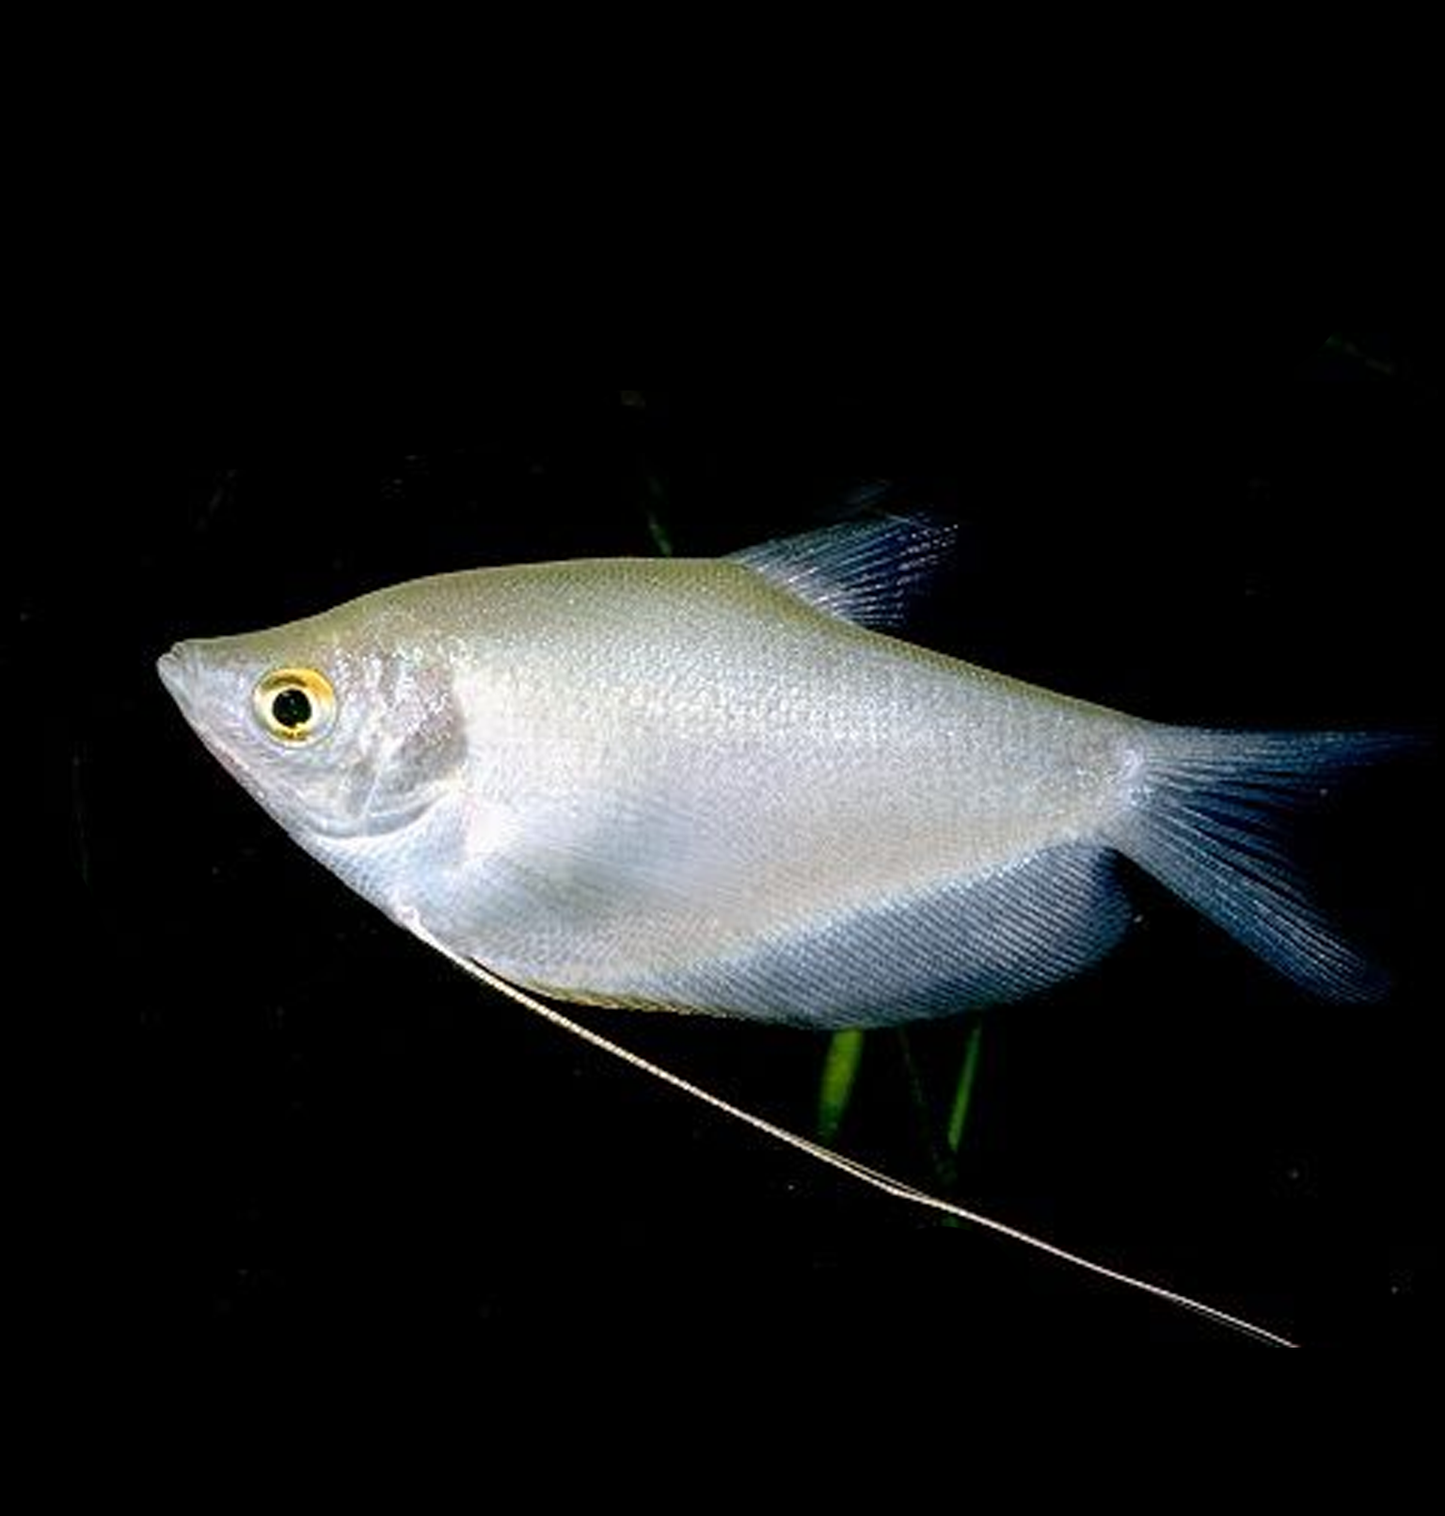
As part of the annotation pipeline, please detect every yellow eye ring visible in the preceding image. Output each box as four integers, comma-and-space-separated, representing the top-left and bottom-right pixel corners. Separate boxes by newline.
252, 667, 337, 744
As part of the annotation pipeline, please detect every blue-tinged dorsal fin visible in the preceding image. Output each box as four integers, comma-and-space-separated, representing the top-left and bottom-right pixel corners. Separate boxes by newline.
728, 514, 957, 631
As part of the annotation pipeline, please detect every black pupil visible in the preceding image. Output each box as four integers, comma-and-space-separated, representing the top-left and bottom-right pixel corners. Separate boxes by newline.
271, 687, 312, 730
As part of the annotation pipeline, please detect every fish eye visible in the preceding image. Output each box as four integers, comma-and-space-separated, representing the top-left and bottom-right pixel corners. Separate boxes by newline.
252, 667, 337, 744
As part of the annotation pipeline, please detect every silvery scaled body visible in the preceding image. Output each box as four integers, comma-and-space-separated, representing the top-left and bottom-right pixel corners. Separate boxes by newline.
158, 518, 1389, 1027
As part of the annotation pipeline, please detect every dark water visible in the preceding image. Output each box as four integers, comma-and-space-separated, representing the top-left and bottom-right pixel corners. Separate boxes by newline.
27, 355, 1440, 1352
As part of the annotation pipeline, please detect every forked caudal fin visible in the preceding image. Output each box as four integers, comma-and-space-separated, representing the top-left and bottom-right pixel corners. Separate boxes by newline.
1107, 727, 1413, 1001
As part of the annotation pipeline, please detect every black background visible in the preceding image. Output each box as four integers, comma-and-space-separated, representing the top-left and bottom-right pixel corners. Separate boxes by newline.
22, 344, 1439, 1355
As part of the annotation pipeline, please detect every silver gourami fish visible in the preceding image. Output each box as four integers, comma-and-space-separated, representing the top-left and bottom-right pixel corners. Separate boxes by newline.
157, 516, 1393, 1026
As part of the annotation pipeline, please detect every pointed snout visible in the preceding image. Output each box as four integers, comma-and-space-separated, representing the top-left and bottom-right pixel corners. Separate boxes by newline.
156, 643, 198, 711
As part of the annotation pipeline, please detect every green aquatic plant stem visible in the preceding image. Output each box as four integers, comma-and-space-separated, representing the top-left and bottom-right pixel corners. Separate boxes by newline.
816, 1028, 866, 1145
946, 1021, 985, 1156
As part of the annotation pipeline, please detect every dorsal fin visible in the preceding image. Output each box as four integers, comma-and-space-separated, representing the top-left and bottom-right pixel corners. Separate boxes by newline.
728, 515, 957, 631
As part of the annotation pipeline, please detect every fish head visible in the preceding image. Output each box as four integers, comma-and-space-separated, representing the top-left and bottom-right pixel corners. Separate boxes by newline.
157, 596, 470, 913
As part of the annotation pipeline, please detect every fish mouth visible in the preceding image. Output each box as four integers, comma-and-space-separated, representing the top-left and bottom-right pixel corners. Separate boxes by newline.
156, 643, 235, 762
156, 645, 191, 707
